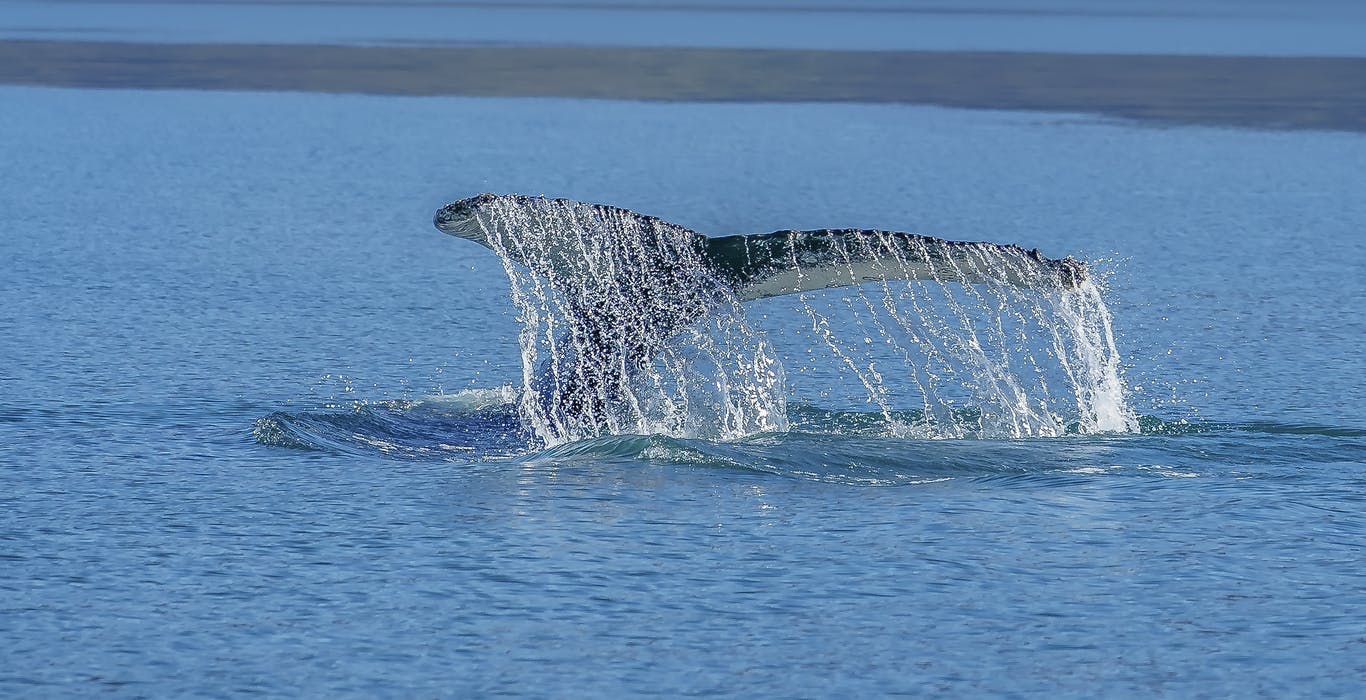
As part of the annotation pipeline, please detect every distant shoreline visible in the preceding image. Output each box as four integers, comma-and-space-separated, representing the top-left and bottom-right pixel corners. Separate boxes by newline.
4, 39, 1365, 132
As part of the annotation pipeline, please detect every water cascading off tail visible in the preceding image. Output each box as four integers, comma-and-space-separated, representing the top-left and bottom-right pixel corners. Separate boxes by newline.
434, 194, 1137, 446
780, 245, 1136, 438
447, 195, 787, 445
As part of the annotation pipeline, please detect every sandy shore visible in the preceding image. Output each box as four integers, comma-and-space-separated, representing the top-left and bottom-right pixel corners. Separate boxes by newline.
3, 39, 1365, 131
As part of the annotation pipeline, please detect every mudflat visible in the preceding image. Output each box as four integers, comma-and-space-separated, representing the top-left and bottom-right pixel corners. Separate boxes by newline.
2, 39, 1365, 131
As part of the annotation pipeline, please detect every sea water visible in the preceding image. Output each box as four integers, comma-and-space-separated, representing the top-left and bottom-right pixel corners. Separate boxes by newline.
3, 87, 1366, 696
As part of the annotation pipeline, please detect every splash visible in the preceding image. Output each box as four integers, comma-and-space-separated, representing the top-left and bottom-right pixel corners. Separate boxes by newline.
443, 195, 1135, 445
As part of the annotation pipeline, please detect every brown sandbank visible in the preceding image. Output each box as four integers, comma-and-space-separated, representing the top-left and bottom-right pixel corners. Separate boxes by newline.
3, 39, 1365, 131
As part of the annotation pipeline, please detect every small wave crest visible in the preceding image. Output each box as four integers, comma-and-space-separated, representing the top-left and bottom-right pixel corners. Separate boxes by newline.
252, 387, 530, 460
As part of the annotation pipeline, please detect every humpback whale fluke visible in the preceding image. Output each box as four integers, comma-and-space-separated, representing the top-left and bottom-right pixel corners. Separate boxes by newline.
434, 193, 1086, 296
433, 193, 1099, 443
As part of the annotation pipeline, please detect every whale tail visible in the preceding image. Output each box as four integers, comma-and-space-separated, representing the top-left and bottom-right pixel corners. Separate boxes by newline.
432, 194, 1112, 444
434, 193, 1086, 299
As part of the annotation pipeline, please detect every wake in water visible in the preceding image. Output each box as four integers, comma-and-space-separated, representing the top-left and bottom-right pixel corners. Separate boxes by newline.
253, 391, 1364, 486
430, 194, 1136, 446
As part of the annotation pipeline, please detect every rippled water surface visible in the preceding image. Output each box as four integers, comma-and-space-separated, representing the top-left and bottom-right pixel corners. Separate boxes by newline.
4, 87, 1366, 696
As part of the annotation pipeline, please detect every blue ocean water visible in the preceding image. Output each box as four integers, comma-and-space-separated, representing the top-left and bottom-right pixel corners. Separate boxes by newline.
3, 87, 1366, 696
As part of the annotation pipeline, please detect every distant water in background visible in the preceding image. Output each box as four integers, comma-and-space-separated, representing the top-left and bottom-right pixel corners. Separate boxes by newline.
3, 0, 1366, 55
4, 82, 1366, 695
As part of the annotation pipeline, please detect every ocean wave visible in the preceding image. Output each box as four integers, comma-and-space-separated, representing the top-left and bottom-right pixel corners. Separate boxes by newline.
253, 387, 531, 460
